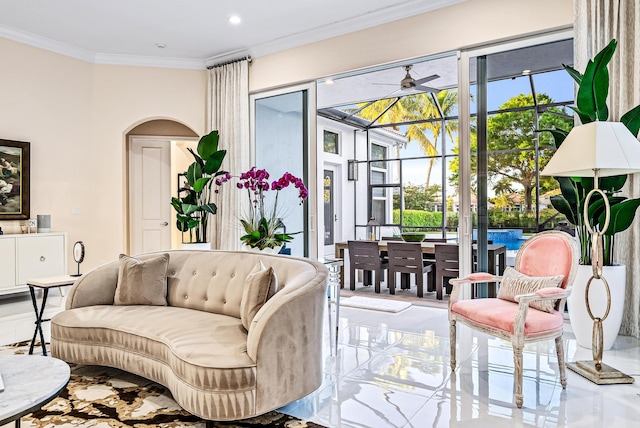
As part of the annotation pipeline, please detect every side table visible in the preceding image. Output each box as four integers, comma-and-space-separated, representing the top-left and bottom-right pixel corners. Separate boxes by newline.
26, 275, 77, 356
320, 258, 343, 356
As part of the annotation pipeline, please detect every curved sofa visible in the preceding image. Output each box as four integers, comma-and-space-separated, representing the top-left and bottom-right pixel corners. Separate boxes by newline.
51, 250, 328, 421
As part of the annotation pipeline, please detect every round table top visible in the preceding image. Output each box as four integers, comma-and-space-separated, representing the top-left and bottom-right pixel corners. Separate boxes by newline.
0, 355, 70, 425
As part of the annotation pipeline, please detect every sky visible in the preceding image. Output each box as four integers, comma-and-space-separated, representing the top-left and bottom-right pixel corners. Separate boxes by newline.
396, 68, 575, 196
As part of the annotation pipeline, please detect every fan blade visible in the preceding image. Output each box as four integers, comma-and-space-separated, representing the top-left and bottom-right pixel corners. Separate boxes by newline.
413, 74, 439, 86
415, 84, 440, 93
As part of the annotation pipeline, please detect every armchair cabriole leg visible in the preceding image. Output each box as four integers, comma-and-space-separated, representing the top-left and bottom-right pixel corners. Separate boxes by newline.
449, 319, 457, 372
514, 346, 524, 408
555, 336, 568, 389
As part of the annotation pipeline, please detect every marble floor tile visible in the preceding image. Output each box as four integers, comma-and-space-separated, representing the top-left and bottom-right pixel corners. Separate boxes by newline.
283, 303, 640, 427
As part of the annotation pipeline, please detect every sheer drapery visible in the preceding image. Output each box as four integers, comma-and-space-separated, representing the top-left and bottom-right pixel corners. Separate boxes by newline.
574, 0, 640, 337
207, 59, 250, 250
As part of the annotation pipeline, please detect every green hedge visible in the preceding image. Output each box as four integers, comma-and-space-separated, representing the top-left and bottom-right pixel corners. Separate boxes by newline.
393, 209, 565, 230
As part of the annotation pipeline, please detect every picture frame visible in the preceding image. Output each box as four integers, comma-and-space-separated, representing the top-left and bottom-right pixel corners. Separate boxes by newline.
0, 139, 30, 220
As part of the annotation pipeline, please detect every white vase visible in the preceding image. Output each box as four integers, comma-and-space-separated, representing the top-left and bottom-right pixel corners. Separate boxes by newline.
242, 244, 283, 254
180, 242, 211, 250
568, 264, 626, 350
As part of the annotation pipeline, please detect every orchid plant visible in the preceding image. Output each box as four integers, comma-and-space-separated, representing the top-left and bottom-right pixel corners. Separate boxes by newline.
217, 167, 308, 250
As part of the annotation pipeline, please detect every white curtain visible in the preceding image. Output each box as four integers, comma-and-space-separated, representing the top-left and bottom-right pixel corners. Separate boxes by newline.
575, 0, 640, 337
207, 59, 250, 250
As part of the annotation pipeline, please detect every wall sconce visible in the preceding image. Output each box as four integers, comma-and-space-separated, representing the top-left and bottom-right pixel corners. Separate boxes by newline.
347, 159, 358, 181
366, 217, 380, 241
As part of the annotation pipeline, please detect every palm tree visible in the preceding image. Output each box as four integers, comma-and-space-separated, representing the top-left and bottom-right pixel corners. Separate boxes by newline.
349, 89, 458, 188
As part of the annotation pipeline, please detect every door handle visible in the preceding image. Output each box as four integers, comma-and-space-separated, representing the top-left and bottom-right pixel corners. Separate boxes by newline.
334, 214, 338, 222
161, 222, 169, 226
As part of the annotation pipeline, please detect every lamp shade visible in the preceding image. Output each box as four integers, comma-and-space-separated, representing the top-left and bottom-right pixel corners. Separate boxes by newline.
541, 121, 640, 177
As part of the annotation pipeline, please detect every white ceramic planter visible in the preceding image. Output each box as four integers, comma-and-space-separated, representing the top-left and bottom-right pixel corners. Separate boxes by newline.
568, 264, 626, 350
242, 244, 283, 254
180, 242, 211, 250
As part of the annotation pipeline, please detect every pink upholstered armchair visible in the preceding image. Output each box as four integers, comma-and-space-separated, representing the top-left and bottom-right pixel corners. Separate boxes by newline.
448, 230, 578, 408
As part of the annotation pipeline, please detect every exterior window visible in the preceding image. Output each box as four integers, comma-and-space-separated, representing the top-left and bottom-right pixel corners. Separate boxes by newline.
371, 143, 386, 168
323, 130, 339, 154
370, 143, 388, 223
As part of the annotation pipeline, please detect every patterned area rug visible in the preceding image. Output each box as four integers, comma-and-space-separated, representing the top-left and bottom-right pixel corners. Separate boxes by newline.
2, 342, 326, 428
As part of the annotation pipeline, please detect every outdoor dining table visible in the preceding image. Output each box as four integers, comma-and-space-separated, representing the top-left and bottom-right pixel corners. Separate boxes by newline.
334, 240, 507, 297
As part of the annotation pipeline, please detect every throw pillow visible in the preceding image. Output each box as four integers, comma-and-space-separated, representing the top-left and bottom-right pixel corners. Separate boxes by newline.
497, 266, 564, 313
114, 253, 170, 306
240, 261, 277, 330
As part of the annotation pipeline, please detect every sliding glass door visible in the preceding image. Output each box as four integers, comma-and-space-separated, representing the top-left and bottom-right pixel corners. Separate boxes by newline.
458, 30, 574, 290
250, 84, 317, 258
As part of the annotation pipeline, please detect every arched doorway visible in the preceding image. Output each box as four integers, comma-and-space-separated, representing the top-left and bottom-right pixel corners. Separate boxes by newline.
126, 119, 199, 254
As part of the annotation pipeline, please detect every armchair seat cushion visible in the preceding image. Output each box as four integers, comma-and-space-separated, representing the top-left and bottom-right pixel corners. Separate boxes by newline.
451, 298, 563, 335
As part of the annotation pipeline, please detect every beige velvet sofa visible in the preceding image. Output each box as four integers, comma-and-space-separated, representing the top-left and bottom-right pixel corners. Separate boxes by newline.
51, 250, 328, 422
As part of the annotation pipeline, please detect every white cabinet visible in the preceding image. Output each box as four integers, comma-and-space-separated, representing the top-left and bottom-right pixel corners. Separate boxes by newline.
0, 232, 66, 295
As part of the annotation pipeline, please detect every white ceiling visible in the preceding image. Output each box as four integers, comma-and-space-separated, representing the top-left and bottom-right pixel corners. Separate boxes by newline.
0, 0, 464, 68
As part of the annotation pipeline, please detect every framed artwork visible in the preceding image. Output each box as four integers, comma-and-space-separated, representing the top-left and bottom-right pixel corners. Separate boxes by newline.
0, 139, 30, 220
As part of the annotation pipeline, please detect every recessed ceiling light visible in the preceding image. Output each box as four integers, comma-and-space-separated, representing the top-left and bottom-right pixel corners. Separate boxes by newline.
228, 15, 241, 25
156, 43, 166, 49
522, 69, 531, 75
325, 79, 335, 85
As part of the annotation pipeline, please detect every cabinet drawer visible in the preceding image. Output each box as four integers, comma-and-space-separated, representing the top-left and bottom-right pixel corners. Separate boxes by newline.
17, 235, 65, 285
0, 238, 16, 289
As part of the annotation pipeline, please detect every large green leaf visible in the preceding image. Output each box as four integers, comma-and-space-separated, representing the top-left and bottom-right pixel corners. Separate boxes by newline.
171, 197, 184, 214
538, 128, 568, 148
588, 196, 626, 230
175, 218, 189, 232
576, 39, 617, 121
186, 162, 202, 186
563, 64, 583, 85
200, 203, 217, 215
621, 104, 640, 138
193, 177, 211, 193
567, 105, 593, 125
181, 204, 199, 215
557, 176, 579, 207
599, 174, 627, 193
203, 150, 227, 175
550, 195, 578, 225
197, 130, 220, 160
601, 198, 640, 235
187, 147, 204, 169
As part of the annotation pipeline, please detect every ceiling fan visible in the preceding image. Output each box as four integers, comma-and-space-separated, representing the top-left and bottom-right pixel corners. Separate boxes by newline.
375, 65, 441, 94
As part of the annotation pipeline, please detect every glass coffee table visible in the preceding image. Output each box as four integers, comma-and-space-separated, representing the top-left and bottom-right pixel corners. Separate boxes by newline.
0, 355, 70, 427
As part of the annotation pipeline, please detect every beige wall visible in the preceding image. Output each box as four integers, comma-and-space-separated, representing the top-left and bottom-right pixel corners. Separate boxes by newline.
250, 0, 573, 91
0, 0, 572, 272
0, 37, 207, 271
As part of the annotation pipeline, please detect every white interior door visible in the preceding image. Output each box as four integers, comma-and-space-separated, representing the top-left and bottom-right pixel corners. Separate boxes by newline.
129, 137, 171, 254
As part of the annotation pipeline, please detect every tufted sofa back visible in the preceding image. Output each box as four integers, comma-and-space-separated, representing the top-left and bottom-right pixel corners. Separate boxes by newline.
66, 250, 325, 319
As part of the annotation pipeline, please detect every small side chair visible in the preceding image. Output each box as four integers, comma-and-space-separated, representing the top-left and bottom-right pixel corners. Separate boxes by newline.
448, 230, 577, 408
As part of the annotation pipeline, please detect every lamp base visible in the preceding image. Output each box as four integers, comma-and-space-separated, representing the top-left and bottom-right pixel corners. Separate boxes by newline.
567, 360, 634, 384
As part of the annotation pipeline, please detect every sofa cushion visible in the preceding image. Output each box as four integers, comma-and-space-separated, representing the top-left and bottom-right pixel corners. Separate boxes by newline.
52, 305, 256, 390
240, 261, 277, 330
497, 267, 564, 313
115, 253, 169, 306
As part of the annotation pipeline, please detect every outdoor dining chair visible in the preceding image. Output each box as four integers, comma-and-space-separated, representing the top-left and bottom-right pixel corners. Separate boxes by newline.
386, 242, 434, 298
347, 240, 388, 293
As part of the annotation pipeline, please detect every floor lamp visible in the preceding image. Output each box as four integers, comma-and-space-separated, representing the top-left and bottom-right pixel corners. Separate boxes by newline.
542, 121, 640, 384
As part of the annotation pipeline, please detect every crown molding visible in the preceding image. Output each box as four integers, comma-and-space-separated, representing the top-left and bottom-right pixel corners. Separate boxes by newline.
206, 0, 467, 65
0, 25, 95, 63
94, 53, 206, 70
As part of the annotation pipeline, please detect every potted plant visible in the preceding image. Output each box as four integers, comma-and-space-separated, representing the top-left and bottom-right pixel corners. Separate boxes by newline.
544, 39, 640, 349
171, 130, 227, 246
216, 167, 308, 252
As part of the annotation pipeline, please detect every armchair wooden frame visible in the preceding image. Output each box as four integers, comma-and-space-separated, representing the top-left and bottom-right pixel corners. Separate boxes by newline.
448, 231, 578, 408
